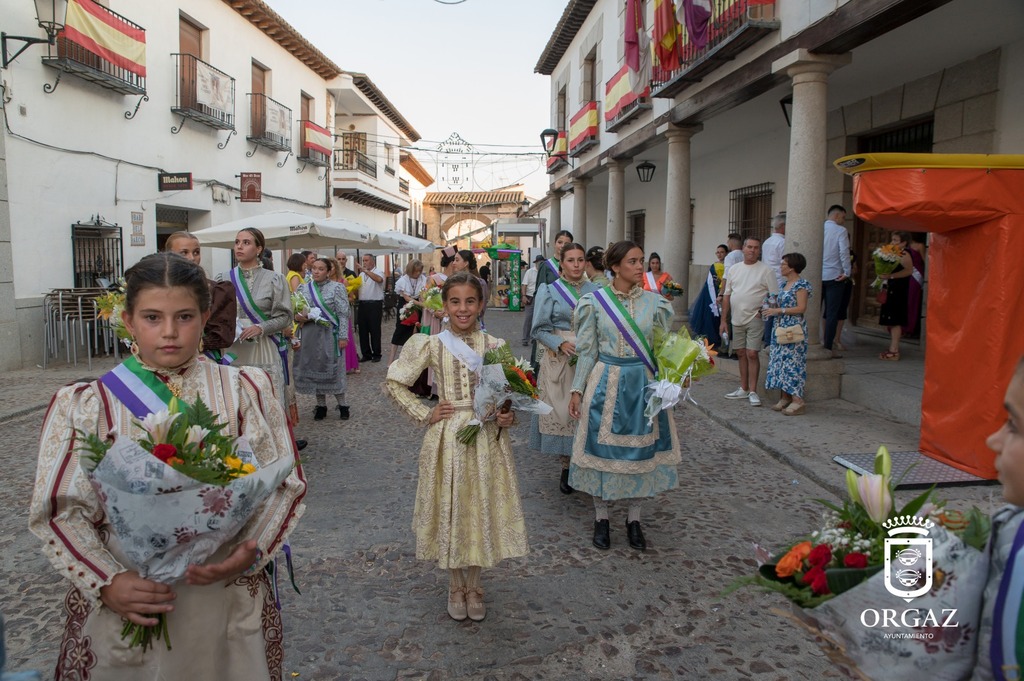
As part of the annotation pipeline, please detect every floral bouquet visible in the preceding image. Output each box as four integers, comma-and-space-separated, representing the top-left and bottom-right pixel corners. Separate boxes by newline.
344, 274, 362, 300
455, 344, 552, 445
78, 396, 294, 652
727, 446, 991, 679
419, 286, 444, 334
290, 290, 310, 316
399, 300, 422, 327
95, 279, 131, 345
870, 243, 903, 291
661, 280, 684, 297
643, 328, 717, 424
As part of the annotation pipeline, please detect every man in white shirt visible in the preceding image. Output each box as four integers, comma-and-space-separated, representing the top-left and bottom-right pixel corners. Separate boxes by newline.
821, 205, 852, 357
520, 255, 543, 345
355, 253, 385, 362
760, 213, 786, 345
719, 237, 778, 406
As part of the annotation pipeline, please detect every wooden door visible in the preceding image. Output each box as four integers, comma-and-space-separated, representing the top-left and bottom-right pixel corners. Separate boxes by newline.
251, 63, 267, 138
178, 18, 202, 109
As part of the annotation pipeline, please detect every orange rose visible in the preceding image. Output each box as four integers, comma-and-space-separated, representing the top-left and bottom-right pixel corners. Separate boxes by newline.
775, 541, 812, 578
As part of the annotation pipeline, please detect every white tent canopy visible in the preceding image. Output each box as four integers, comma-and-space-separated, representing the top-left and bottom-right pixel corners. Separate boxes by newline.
193, 211, 437, 254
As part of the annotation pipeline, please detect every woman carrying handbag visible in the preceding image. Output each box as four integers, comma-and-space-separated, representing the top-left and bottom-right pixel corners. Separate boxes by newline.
763, 253, 812, 415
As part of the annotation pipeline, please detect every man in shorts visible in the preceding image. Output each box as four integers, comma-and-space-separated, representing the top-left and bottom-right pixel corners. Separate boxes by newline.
719, 237, 778, 406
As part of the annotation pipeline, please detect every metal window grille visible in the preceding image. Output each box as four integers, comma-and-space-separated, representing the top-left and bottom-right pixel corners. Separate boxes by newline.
729, 183, 774, 244
72, 224, 123, 288
860, 119, 934, 154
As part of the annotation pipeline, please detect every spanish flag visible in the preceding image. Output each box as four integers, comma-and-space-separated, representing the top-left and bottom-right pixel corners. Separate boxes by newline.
653, 0, 682, 72
303, 121, 332, 156
63, 0, 146, 76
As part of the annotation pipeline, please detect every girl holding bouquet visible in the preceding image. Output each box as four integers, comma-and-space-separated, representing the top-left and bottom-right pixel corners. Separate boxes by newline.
529, 242, 599, 493
877, 231, 917, 361
294, 257, 351, 420
385, 272, 528, 623
29, 253, 306, 680
388, 259, 427, 365
568, 241, 681, 552
642, 252, 674, 300
216, 228, 292, 407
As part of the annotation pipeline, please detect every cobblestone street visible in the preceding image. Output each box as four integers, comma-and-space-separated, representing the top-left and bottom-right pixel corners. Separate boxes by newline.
5, 309, 853, 679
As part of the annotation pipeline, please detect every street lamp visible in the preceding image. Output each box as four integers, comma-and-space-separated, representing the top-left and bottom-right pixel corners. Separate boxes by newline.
636, 160, 656, 183
779, 94, 793, 128
2, 0, 68, 68
540, 128, 558, 156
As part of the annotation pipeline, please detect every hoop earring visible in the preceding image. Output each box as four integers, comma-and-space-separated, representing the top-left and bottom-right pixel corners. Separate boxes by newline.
130, 341, 140, 358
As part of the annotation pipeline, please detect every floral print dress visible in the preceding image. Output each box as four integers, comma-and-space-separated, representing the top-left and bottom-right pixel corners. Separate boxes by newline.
765, 278, 812, 398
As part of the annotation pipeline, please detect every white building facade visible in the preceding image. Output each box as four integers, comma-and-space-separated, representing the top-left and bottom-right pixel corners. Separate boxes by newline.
536, 0, 1024, 392
0, 0, 423, 369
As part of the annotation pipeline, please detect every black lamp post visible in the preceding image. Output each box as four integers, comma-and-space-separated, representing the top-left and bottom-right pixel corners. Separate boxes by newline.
2, 0, 69, 68
540, 128, 559, 156
636, 160, 656, 183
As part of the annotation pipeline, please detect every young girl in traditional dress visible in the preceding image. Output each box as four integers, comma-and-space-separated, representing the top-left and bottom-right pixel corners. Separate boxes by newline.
385, 272, 528, 622
29, 253, 306, 680
568, 240, 681, 552
294, 257, 351, 420
529, 242, 599, 493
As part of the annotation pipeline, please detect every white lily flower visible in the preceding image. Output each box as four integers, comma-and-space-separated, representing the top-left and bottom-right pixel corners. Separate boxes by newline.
139, 410, 180, 444
184, 425, 210, 447
855, 473, 893, 524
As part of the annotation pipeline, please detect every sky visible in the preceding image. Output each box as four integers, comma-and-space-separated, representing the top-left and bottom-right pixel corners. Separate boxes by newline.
267, 0, 568, 200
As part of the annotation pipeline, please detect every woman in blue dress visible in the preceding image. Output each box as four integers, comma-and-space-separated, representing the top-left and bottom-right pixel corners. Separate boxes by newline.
529, 242, 599, 494
763, 252, 811, 416
568, 241, 680, 552
688, 244, 727, 347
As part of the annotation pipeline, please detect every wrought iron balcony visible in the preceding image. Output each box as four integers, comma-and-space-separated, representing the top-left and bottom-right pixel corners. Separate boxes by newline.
40, 4, 146, 96
247, 93, 291, 152
568, 101, 599, 157
334, 149, 378, 179
171, 53, 235, 130
399, 178, 410, 195
604, 65, 651, 132
651, 0, 779, 99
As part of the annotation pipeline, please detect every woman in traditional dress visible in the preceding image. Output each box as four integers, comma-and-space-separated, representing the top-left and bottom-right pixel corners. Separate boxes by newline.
763, 253, 812, 416
877, 231, 917, 361
385, 272, 527, 623
216, 228, 292, 408
688, 244, 728, 348
642, 252, 674, 299
568, 240, 680, 553
387, 259, 427, 365
537, 230, 575, 288
529, 242, 599, 494
29, 253, 305, 680
452, 249, 489, 320
294, 257, 351, 420
584, 245, 610, 288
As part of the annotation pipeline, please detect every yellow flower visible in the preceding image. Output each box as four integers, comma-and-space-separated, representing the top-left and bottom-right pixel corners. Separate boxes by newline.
241, 463, 256, 475
224, 456, 243, 470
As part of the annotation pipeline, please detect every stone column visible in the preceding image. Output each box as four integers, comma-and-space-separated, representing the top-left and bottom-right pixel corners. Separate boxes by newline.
547, 189, 562, 251
0, 123, 23, 369
605, 160, 627, 245
571, 177, 590, 246
772, 48, 851, 398
663, 127, 700, 325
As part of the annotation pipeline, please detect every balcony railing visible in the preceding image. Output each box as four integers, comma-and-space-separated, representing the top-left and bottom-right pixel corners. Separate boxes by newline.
399, 178, 410, 195
171, 53, 235, 130
604, 65, 651, 133
247, 93, 291, 152
651, 0, 779, 99
41, 4, 146, 96
568, 101, 599, 157
334, 149, 378, 179
546, 131, 569, 174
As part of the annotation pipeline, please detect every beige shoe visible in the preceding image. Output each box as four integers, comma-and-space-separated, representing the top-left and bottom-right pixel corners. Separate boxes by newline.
782, 402, 806, 416
771, 399, 792, 412
466, 586, 486, 621
447, 586, 467, 621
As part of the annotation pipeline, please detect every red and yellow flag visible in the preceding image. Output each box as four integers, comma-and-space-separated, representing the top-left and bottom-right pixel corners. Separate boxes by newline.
605, 65, 649, 122
63, 0, 146, 76
653, 0, 682, 72
303, 121, 332, 156
569, 101, 598, 153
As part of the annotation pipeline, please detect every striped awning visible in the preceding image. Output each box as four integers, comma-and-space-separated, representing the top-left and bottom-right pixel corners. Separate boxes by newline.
423, 190, 525, 207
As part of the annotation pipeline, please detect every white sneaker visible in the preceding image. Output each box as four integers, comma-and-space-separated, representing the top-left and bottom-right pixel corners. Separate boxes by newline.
748, 392, 762, 407
724, 388, 749, 399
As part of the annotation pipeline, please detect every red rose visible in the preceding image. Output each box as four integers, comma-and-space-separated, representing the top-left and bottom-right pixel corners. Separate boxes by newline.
807, 544, 833, 569
844, 552, 869, 569
802, 566, 831, 595
152, 443, 178, 463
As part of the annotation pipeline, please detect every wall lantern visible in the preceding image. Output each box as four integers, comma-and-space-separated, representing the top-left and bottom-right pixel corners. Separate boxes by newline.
2, 0, 69, 68
779, 94, 794, 128
540, 128, 559, 156
636, 160, 656, 183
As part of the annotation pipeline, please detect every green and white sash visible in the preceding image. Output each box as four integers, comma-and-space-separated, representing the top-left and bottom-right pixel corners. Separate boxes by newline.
551, 278, 581, 309
230, 267, 290, 383
98, 355, 174, 419
306, 282, 340, 356
592, 287, 657, 375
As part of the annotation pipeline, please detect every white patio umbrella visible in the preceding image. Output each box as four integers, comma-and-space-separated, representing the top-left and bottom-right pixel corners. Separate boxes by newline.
192, 210, 373, 249
367, 230, 437, 254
